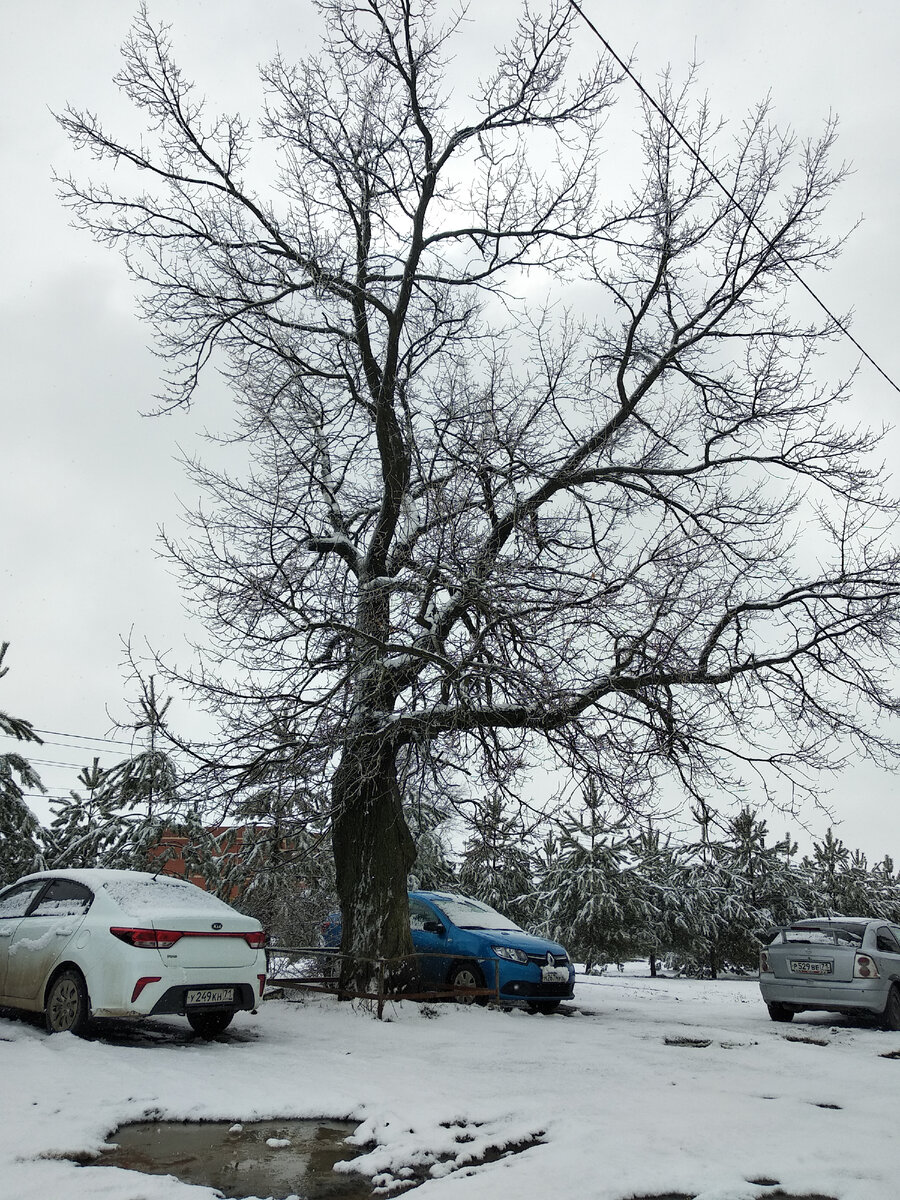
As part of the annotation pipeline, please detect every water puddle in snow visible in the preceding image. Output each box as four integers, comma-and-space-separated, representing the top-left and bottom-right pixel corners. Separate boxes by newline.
91, 1119, 371, 1199
629, 1194, 837, 1200
629, 1195, 837, 1200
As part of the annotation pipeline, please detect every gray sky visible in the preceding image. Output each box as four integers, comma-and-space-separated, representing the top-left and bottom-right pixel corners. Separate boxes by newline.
3, 0, 900, 857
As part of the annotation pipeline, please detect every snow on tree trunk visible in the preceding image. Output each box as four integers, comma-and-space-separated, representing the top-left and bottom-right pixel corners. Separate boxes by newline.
332, 737, 416, 992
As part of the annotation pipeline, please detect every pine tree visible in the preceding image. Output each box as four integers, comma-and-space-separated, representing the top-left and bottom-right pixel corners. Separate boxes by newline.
193, 779, 338, 946
45, 758, 136, 869
458, 793, 534, 927
0, 643, 45, 885
803, 828, 852, 913
532, 785, 652, 970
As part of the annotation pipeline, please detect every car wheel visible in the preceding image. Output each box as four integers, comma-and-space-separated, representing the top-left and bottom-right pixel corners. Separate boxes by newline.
766, 1002, 794, 1023
882, 985, 900, 1031
45, 969, 90, 1035
187, 1010, 234, 1039
449, 962, 488, 1005
529, 1000, 561, 1015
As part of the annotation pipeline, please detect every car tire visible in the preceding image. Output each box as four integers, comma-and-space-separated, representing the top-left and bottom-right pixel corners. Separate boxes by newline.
766, 1002, 794, 1023
529, 1000, 561, 1015
882, 985, 900, 1031
45, 969, 90, 1036
187, 1010, 234, 1039
449, 962, 488, 1006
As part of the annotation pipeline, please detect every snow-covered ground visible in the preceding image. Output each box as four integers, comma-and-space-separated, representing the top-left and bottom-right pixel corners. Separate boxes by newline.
2, 968, 900, 1200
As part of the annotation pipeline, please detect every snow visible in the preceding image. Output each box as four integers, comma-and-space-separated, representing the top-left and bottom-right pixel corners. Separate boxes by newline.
2, 967, 900, 1199
101, 876, 238, 918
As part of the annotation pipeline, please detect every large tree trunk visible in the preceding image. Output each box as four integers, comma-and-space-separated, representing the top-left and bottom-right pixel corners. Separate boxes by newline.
331, 736, 416, 995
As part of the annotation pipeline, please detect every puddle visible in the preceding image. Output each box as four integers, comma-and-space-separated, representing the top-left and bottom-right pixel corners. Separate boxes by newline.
91, 1119, 371, 1199
629, 1194, 837, 1200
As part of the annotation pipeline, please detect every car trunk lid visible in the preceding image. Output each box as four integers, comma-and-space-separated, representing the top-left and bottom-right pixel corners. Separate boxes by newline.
152, 917, 262, 969
768, 923, 864, 983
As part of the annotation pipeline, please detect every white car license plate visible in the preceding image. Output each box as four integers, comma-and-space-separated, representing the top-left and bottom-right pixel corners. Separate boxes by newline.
186, 988, 234, 1005
541, 966, 568, 984
790, 960, 832, 975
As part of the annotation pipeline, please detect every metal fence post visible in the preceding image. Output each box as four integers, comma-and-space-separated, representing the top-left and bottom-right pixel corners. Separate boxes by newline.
376, 958, 385, 1020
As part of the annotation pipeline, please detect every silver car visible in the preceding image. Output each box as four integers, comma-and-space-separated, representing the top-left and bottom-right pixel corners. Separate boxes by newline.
759, 917, 900, 1028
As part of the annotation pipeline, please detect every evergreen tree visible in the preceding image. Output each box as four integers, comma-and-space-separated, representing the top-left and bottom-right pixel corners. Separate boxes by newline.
0, 643, 45, 885
45, 758, 136, 869
402, 757, 458, 892
534, 798, 650, 971
458, 793, 534, 927
630, 824, 681, 976
867, 855, 900, 921
192, 778, 338, 946
802, 828, 853, 913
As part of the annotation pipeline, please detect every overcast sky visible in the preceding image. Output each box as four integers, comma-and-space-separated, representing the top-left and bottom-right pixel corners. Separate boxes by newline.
3, 0, 900, 857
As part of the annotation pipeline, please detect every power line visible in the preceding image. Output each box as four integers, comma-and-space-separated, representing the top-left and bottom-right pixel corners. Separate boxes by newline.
567, 0, 900, 397
33, 727, 135, 747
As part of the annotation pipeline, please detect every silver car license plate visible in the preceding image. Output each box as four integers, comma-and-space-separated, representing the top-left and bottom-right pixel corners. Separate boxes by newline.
789, 960, 832, 975
186, 987, 234, 1005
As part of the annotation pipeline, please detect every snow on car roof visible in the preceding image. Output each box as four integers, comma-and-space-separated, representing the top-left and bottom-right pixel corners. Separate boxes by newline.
15, 868, 193, 887
10, 868, 241, 917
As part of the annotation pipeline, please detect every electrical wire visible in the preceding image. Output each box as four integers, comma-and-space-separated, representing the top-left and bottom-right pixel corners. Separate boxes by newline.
567, 0, 900, 397
32, 727, 134, 747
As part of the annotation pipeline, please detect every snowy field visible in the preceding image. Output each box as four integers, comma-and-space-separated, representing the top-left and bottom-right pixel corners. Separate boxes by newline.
2, 968, 900, 1200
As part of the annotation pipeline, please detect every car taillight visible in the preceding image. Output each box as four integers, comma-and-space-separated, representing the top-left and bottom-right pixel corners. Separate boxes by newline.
759, 950, 771, 974
854, 953, 880, 979
110, 927, 184, 949
244, 931, 266, 948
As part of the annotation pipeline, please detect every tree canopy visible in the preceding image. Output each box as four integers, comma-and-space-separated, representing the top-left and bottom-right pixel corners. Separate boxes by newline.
58, 0, 900, 970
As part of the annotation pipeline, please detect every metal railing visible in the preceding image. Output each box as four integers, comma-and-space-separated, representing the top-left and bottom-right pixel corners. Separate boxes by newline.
265, 945, 501, 1019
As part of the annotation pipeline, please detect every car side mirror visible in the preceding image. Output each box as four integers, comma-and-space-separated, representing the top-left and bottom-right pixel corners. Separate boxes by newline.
422, 920, 446, 936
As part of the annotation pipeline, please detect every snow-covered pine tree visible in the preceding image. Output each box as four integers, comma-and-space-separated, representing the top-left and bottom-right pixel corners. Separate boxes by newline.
802, 828, 853, 914
713, 808, 805, 968
630, 823, 681, 976
0, 643, 45, 885
457, 793, 534, 927
45, 758, 137, 869
867, 855, 900, 921
402, 759, 458, 892
532, 785, 652, 970
192, 778, 338, 946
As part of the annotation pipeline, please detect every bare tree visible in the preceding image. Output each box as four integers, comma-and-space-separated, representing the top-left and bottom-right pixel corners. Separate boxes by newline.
58, 0, 900, 978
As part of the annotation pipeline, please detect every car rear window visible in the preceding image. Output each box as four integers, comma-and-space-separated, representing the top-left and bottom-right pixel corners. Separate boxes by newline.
774, 922, 866, 947
102, 876, 237, 917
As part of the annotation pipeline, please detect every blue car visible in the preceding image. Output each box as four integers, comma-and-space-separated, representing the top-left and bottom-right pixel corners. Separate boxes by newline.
324, 891, 575, 1013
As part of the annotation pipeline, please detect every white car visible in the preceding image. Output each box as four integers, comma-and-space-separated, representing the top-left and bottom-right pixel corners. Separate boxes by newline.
0, 868, 266, 1038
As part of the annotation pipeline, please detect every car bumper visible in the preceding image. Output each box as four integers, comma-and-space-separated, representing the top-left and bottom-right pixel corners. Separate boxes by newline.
92, 965, 265, 1018
148, 982, 257, 1016
492, 961, 575, 1005
759, 977, 888, 1014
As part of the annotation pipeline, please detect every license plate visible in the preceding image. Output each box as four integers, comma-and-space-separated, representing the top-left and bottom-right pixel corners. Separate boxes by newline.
186, 988, 234, 1005
541, 966, 569, 984
789, 960, 832, 975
